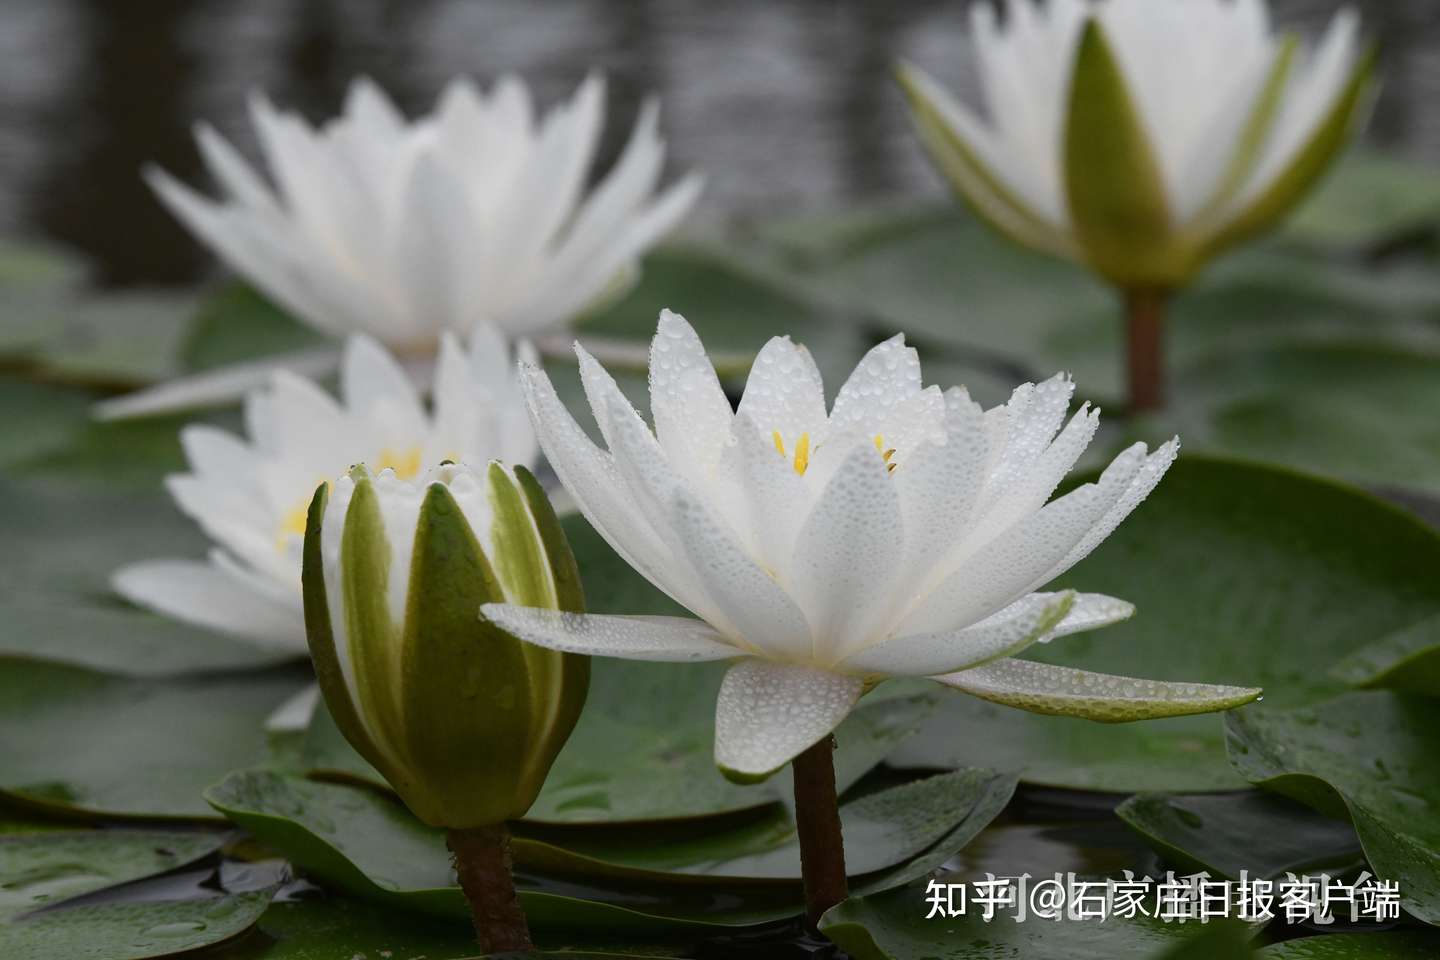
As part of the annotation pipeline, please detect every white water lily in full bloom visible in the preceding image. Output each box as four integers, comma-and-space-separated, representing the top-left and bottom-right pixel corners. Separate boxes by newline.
104, 72, 701, 419
900, 0, 1374, 290
112, 326, 535, 664
483, 312, 1261, 781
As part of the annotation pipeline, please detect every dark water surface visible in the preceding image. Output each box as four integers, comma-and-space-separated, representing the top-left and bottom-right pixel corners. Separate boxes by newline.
1, 0, 1437, 287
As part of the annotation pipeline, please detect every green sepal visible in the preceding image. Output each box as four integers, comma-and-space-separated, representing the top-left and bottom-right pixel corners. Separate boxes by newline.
1202, 41, 1379, 259
896, 62, 1073, 258
300, 481, 383, 772
399, 481, 531, 828
509, 464, 591, 796
1063, 18, 1182, 289
338, 478, 409, 787
485, 461, 554, 608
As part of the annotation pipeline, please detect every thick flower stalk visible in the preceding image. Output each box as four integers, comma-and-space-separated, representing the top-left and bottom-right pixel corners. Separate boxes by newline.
483, 311, 1260, 924
112, 328, 533, 726
304, 461, 588, 952
900, 0, 1373, 411
106, 73, 701, 418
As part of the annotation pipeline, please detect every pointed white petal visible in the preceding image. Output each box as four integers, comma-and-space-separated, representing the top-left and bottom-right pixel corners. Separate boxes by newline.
92, 347, 342, 421
714, 659, 864, 780
735, 335, 828, 441
112, 559, 305, 650
481, 605, 739, 661
841, 590, 1076, 677
829, 334, 923, 433
648, 309, 733, 476
790, 439, 904, 659
933, 658, 1261, 722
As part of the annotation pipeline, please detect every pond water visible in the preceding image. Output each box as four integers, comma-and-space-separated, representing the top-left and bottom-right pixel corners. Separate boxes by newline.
0, 0, 1436, 286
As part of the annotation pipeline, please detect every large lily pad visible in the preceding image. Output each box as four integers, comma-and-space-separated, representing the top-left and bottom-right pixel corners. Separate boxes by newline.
891, 457, 1440, 792
1330, 614, 1440, 697
1117, 792, 1363, 880
1227, 692, 1440, 925
0, 659, 308, 819
0, 478, 293, 676
0, 890, 274, 960
1279, 152, 1440, 250
819, 882, 1254, 960
0, 830, 227, 920
206, 767, 1011, 919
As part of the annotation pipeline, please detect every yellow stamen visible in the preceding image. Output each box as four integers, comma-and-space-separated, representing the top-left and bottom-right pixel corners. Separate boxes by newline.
874, 434, 897, 472
792, 433, 810, 475
772, 431, 786, 457
277, 502, 309, 550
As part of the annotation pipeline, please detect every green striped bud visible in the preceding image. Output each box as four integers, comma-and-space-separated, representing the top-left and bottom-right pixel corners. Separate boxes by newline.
301, 461, 588, 828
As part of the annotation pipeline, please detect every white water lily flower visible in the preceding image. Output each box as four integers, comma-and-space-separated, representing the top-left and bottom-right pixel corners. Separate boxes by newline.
113, 326, 535, 658
106, 73, 701, 419
483, 312, 1260, 781
900, 0, 1373, 290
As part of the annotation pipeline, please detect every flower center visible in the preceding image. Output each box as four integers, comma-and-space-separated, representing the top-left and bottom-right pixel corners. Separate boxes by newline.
273, 446, 424, 552
772, 431, 811, 475
874, 434, 897, 472
376, 446, 423, 479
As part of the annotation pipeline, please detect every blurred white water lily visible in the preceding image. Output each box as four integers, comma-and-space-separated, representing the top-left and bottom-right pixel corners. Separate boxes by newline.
900, 0, 1373, 290
105, 73, 701, 419
113, 327, 534, 665
484, 312, 1259, 781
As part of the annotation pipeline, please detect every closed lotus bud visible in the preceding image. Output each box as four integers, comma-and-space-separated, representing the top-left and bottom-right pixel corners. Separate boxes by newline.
301, 460, 588, 829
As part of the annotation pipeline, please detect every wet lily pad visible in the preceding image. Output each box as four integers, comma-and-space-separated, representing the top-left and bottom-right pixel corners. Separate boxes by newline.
892, 457, 1440, 792
1117, 792, 1363, 880
0, 659, 308, 819
0, 479, 294, 676
0, 890, 274, 960
819, 882, 1254, 960
1227, 692, 1440, 925
1279, 151, 1440, 250
1330, 613, 1440, 697
1258, 930, 1440, 958
206, 767, 1011, 912
0, 830, 227, 920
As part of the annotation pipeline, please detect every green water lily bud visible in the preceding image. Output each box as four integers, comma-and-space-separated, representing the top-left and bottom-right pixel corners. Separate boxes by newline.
302, 461, 588, 829
900, 1, 1376, 291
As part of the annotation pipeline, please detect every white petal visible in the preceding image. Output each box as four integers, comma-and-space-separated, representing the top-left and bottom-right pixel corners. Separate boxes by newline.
1047, 592, 1136, 641
829, 334, 922, 433
670, 487, 814, 660
735, 336, 827, 442
714, 659, 864, 780
648, 309, 733, 476
264, 684, 321, 733
841, 590, 1077, 677
112, 559, 305, 651
480, 605, 739, 661
340, 335, 427, 443
897, 443, 1149, 636
932, 658, 1261, 722
712, 411, 810, 575
91, 341, 340, 420
789, 439, 904, 659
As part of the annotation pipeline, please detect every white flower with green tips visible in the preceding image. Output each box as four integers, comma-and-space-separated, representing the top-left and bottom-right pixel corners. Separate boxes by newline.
483, 311, 1260, 782
113, 327, 534, 662
105, 72, 701, 418
305, 461, 588, 827
900, 0, 1373, 290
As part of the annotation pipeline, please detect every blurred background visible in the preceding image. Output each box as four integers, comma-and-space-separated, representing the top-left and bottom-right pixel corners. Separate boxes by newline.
0, 0, 1433, 288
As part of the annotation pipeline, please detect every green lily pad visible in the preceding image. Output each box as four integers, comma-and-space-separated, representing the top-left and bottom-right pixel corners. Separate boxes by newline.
1258, 931, 1440, 959
0, 830, 227, 920
1227, 692, 1440, 925
209, 896, 699, 959
0, 658, 309, 819
1330, 614, 1440, 696
1117, 792, 1363, 880
181, 283, 327, 373
1280, 152, 1440, 250
0, 889, 274, 960
819, 883, 1254, 960
207, 767, 1010, 909
891, 456, 1440, 792
0, 479, 291, 676
204, 769, 799, 931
